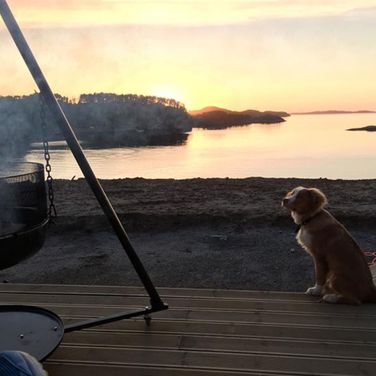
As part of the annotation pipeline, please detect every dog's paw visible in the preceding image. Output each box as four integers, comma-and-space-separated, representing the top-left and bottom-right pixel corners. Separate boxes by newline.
322, 294, 340, 304
305, 284, 323, 296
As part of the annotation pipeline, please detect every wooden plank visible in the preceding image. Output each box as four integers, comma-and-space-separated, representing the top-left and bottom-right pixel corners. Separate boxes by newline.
1, 291, 376, 317
49, 302, 376, 321
0, 288, 317, 307
48, 345, 376, 376
15, 304, 376, 330
2, 295, 375, 332
44, 362, 279, 376
62, 319, 376, 344
2, 283, 376, 376
0, 283, 312, 301
62, 330, 376, 360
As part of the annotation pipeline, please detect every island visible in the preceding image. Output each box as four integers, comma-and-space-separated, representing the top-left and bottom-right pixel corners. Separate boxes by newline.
0, 93, 194, 152
347, 125, 376, 132
190, 106, 289, 129
0, 94, 290, 156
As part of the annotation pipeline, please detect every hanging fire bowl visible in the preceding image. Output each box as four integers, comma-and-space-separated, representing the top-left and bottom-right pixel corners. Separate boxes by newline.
0, 162, 48, 270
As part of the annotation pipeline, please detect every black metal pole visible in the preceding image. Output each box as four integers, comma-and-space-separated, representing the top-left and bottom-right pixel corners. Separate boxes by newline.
0, 0, 166, 309
64, 307, 153, 333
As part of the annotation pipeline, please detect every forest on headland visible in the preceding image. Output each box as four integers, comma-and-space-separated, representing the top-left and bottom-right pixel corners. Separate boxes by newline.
0, 93, 193, 153
0, 93, 287, 157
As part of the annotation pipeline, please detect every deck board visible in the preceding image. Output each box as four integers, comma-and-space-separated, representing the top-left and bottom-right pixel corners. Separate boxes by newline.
1, 283, 376, 375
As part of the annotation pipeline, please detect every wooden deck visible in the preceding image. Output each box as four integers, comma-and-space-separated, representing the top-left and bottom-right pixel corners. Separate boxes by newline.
1, 282, 376, 376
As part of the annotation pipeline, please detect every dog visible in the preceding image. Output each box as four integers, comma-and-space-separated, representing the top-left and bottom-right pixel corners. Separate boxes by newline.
282, 186, 376, 305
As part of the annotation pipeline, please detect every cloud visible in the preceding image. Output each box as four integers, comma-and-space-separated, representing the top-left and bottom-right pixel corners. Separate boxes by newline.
344, 6, 376, 16
5, 0, 376, 29
2, 2, 376, 112
8, 0, 105, 10
234, 0, 376, 20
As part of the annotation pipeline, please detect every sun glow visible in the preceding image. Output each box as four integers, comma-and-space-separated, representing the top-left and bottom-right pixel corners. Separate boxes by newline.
1, 1, 376, 112
150, 85, 185, 104
6, 0, 376, 28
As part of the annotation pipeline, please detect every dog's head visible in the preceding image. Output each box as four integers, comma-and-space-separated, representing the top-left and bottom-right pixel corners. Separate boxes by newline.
282, 186, 327, 214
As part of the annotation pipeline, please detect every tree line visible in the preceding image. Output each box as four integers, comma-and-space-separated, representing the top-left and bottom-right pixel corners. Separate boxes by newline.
0, 93, 194, 157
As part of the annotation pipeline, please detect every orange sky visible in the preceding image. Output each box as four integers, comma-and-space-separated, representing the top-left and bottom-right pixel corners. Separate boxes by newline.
1, 0, 376, 112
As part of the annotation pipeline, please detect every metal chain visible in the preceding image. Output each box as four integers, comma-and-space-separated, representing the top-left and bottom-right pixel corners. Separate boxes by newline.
39, 93, 57, 219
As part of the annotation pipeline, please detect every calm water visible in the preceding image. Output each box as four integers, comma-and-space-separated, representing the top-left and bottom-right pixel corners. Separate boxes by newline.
24, 114, 376, 180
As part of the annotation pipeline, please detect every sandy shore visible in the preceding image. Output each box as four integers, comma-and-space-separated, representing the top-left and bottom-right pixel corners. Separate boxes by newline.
2, 177, 376, 291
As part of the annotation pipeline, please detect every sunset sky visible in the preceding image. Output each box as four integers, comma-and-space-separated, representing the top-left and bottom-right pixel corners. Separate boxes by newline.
1, 0, 376, 112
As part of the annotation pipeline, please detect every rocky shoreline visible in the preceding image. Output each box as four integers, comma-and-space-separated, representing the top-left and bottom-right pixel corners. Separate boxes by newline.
51, 177, 376, 229
1, 177, 376, 291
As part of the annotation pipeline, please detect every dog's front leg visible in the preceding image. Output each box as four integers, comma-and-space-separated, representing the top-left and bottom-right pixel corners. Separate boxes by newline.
305, 254, 328, 296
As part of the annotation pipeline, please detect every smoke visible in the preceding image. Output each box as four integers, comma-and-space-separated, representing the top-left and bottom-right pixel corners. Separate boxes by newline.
0, 166, 19, 236
0, 94, 39, 167
0, 92, 194, 153
0, 94, 43, 237
0, 91, 193, 236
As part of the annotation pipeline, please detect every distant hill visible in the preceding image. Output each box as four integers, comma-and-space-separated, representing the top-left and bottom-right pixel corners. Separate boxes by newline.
189, 106, 289, 129
189, 106, 231, 116
292, 110, 376, 115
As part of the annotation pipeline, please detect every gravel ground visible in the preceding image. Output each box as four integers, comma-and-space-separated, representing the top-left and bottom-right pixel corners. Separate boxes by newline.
1, 177, 376, 291
2, 224, 376, 292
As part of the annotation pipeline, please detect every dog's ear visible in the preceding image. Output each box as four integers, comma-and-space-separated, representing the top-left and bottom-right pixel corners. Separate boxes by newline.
308, 188, 327, 210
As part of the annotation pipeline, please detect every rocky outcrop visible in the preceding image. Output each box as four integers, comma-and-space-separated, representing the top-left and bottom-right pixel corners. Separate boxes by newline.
347, 125, 376, 132
192, 108, 287, 129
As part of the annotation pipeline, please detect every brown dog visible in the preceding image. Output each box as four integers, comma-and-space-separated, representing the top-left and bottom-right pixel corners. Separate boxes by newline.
282, 186, 376, 304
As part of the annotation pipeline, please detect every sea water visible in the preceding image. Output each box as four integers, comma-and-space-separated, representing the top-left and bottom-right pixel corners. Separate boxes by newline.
24, 113, 376, 180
